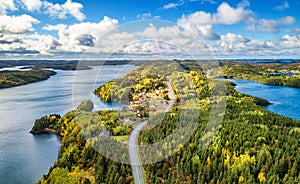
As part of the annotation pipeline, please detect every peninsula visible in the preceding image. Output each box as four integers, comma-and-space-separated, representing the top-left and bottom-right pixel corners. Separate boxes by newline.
33, 61, 300, 184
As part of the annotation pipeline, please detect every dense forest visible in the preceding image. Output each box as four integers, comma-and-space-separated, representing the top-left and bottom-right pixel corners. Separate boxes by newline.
0, 70, 56, 88
221, 62, 300, 88
35, 61, 300, 183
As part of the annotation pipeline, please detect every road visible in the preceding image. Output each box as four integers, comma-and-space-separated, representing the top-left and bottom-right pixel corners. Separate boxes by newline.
129, 76, 175, 184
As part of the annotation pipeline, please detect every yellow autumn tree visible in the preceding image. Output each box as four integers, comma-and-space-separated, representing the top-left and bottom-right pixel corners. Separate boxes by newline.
258, 172, 266, 183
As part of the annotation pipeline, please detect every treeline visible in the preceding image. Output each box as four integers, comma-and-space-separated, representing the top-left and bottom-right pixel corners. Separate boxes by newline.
30, 114, 61, 134
140, 96, 300, 183
221, 62, 300, 88
0, 70, 56, 88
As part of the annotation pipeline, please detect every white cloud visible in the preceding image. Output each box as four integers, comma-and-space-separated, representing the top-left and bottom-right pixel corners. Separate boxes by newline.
19, 0, 42, 11
292, 27, 300, 34
1, 0, 299, 59
246, 16, 295, 33
189, 0, 216, 4
177, 1, 252, 39
0, 14, 39, 34
237, 0, 250, 8
0, 0, 17, 15
43, 0, 85, 21
0, 34, 22, 44
25, 33, 61, 54
0, 33, 61, 55
198, 0, 217, 5
136, 12, 161, 20
163, 0, 184, 9
43, 24, 67, 31
137, 12, 152, 19
163, 3, 179, 9
213, 2, 252, 25
57, 16, 119, 51
275, 1, 289, 10
280, 34, 300, 48
220, 33, 249, 43
177, 12, 219, 40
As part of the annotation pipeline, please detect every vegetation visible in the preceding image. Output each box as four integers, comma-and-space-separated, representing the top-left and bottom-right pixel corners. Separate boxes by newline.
35, 61, 300, 183
221, 62, 300, 88
0, 60, 143, 71
0, 70, 56, 88
30, 114, 61, 134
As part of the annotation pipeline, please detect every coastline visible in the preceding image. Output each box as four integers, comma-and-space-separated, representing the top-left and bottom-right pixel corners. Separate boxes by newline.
0, 70, 57, 89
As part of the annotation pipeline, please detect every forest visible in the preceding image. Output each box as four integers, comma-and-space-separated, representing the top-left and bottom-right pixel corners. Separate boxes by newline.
34, 61, 300, 184
0, 70, 56, 89
221, 62, 300, 88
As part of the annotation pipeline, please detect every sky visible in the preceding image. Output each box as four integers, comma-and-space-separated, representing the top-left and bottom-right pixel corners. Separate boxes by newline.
0, 0, 300, 60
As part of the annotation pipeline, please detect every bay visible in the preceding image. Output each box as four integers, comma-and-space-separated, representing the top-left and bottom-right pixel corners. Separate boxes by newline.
230, 79, 300, 120
0, 65, 136, 184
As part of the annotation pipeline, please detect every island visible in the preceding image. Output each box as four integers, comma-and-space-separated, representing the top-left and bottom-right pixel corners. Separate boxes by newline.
0, 70, 56, 89
33, 61, 300, 184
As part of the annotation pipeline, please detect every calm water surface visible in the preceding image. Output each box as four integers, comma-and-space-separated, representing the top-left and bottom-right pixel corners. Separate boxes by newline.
0, 65, 135, 184
230, 79, 300, 120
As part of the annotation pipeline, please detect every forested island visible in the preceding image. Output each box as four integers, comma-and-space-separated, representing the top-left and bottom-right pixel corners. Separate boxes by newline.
33, 61, 300, 183
0, 70, 56, 89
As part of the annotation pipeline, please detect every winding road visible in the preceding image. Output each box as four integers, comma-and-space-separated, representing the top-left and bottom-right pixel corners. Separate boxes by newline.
129, 76, 175, 184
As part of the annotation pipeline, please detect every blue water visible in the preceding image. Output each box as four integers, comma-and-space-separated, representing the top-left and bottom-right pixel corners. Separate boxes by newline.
0, 65, 136, 184
230, 79, 300, 121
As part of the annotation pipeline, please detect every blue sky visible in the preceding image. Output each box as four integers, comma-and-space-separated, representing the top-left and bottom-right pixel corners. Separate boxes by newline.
0, 0, 300, 59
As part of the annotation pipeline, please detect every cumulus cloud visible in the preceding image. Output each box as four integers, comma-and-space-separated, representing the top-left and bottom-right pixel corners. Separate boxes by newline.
43, 0, 85, 21
212, 1, 252, 25
246, 16, 295, 33
19, 0, 42, 11
177, 12, 220, 40
27, 34, 62, 54
1, 0, 299, 59
220, 33, 249, 43
0, 0, 17, 15
0, 14, 40, 34
280, 34, 300, 48
57, 16, 119, 51
177, 1, 252, 39
0, 34, 22, 44
43, 24, 67, 31
275, 1, 289, 10
76, 34, 95, 47
0, 33, 61, 56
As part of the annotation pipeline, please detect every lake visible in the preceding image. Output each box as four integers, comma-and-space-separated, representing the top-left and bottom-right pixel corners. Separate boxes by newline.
1, 68, 299, 183
0, 65, 136, 184
230, 79, 300, 121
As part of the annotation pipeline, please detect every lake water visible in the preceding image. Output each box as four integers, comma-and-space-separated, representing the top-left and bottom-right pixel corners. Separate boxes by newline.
0, 65, 136, 184
230, 79, 300, 121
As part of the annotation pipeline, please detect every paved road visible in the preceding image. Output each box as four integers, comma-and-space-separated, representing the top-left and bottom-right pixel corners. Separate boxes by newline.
129, 77, 175, 184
